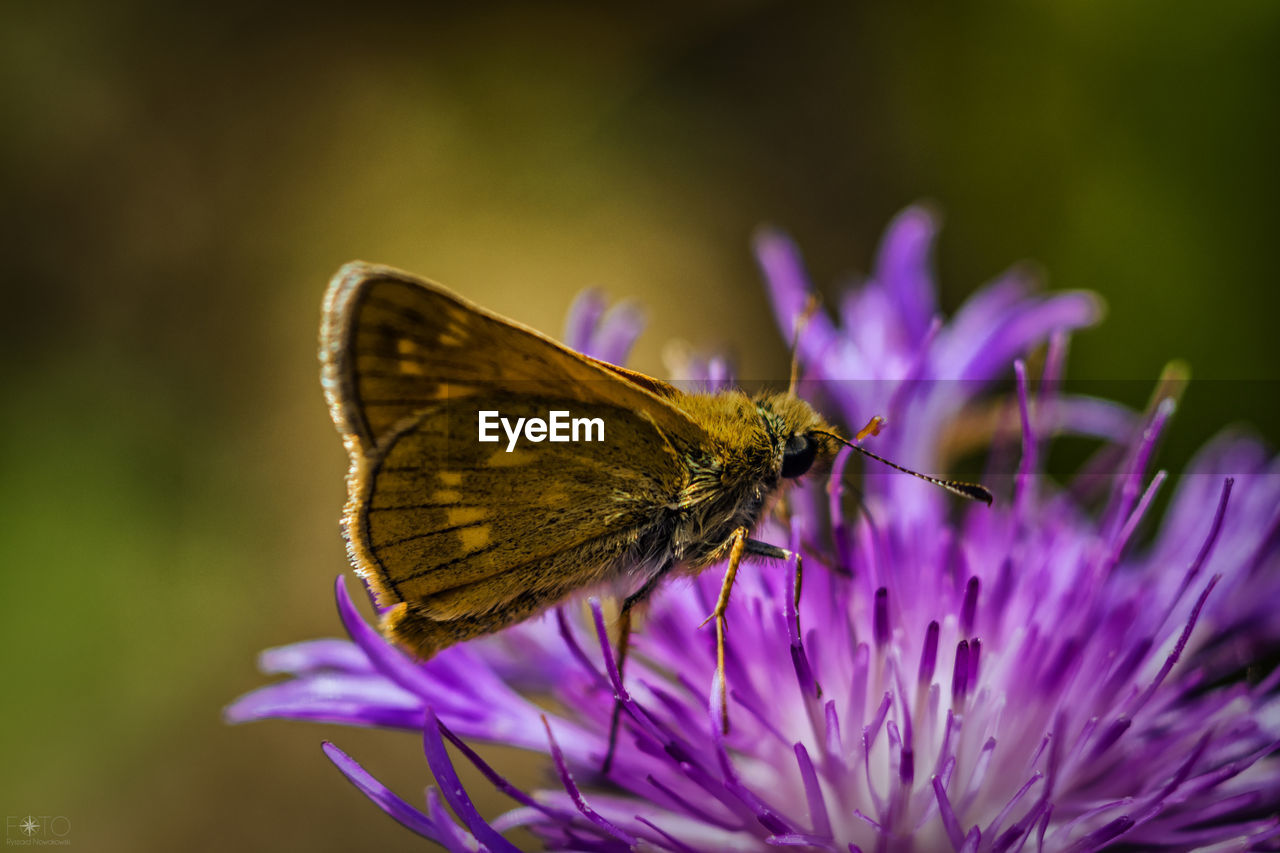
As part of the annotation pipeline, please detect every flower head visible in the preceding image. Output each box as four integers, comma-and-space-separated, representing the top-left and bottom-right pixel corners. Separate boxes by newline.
228, 208, 1280, 851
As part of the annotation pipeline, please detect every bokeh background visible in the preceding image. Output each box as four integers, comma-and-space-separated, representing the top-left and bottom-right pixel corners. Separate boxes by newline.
3, 2, 1278, 850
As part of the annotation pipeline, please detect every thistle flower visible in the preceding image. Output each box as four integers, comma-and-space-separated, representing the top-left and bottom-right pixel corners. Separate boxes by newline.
228, 208, 1280, 852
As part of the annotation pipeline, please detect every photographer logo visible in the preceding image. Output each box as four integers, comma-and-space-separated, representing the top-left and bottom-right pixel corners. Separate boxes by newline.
5, 815, 70, 846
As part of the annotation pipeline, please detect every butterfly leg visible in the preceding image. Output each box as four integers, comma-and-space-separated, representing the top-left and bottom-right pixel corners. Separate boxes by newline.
742, 539, 802, 632
743, 539, 820, 700
699, 526, 750, 733
701, 536, 811, 733
603, 563, 672, 774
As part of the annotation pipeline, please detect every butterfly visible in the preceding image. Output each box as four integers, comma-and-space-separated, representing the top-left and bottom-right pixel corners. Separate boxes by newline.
320, 262, 991, 768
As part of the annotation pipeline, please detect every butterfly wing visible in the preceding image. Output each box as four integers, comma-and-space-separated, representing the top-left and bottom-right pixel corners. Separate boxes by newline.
321, 262, 692, 454
321, 263, 703, 657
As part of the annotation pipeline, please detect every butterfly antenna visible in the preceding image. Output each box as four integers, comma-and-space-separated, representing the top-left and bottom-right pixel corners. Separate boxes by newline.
815, 429, 994, 505
788, 294, 821, 395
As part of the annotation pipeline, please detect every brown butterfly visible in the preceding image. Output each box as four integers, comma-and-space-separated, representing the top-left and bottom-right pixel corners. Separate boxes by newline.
320, 262, 990, 768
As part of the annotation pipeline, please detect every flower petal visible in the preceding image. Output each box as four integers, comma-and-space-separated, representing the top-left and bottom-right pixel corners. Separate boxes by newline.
322, 741, 475, 849
873, 205, 939, 344
422, 710, 522, 853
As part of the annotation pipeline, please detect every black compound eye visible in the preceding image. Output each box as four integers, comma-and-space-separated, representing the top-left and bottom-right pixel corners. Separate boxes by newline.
781, 432, 818, 479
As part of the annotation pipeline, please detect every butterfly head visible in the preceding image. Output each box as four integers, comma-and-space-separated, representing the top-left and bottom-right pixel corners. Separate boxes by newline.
755, 392, 841, 480
757, 393, 995, 506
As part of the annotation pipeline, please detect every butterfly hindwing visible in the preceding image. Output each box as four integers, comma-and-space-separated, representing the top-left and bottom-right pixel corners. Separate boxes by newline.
351, 392, 681, 603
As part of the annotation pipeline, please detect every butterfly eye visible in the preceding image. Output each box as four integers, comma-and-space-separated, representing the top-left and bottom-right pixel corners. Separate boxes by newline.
781, 432, 818, 479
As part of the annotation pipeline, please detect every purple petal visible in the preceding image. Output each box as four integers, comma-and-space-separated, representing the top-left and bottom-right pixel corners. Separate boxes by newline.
322, 741, 473, 849
422, 710, 522, 853
563, 289, 607, 352
957, 291, 1103, 382
590, 301, 646, 365
225, 673, 423, 729
541, 715, 637, 845
793, 743, 831, 839
258, 639, 373, 675
754, 227, 841, 368
333, 575, 437, 698
873, 205, 939, 343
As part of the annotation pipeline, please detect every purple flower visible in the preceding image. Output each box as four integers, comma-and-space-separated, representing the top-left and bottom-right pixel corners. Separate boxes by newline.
228, 207, 1280, 852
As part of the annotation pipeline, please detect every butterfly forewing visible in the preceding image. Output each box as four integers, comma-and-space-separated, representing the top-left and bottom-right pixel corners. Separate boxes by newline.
322, 263, 694, 453
322, 263, 705, 640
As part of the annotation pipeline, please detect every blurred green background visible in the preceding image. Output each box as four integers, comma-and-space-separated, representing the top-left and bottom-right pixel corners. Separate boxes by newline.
2, 2, 1277, 850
